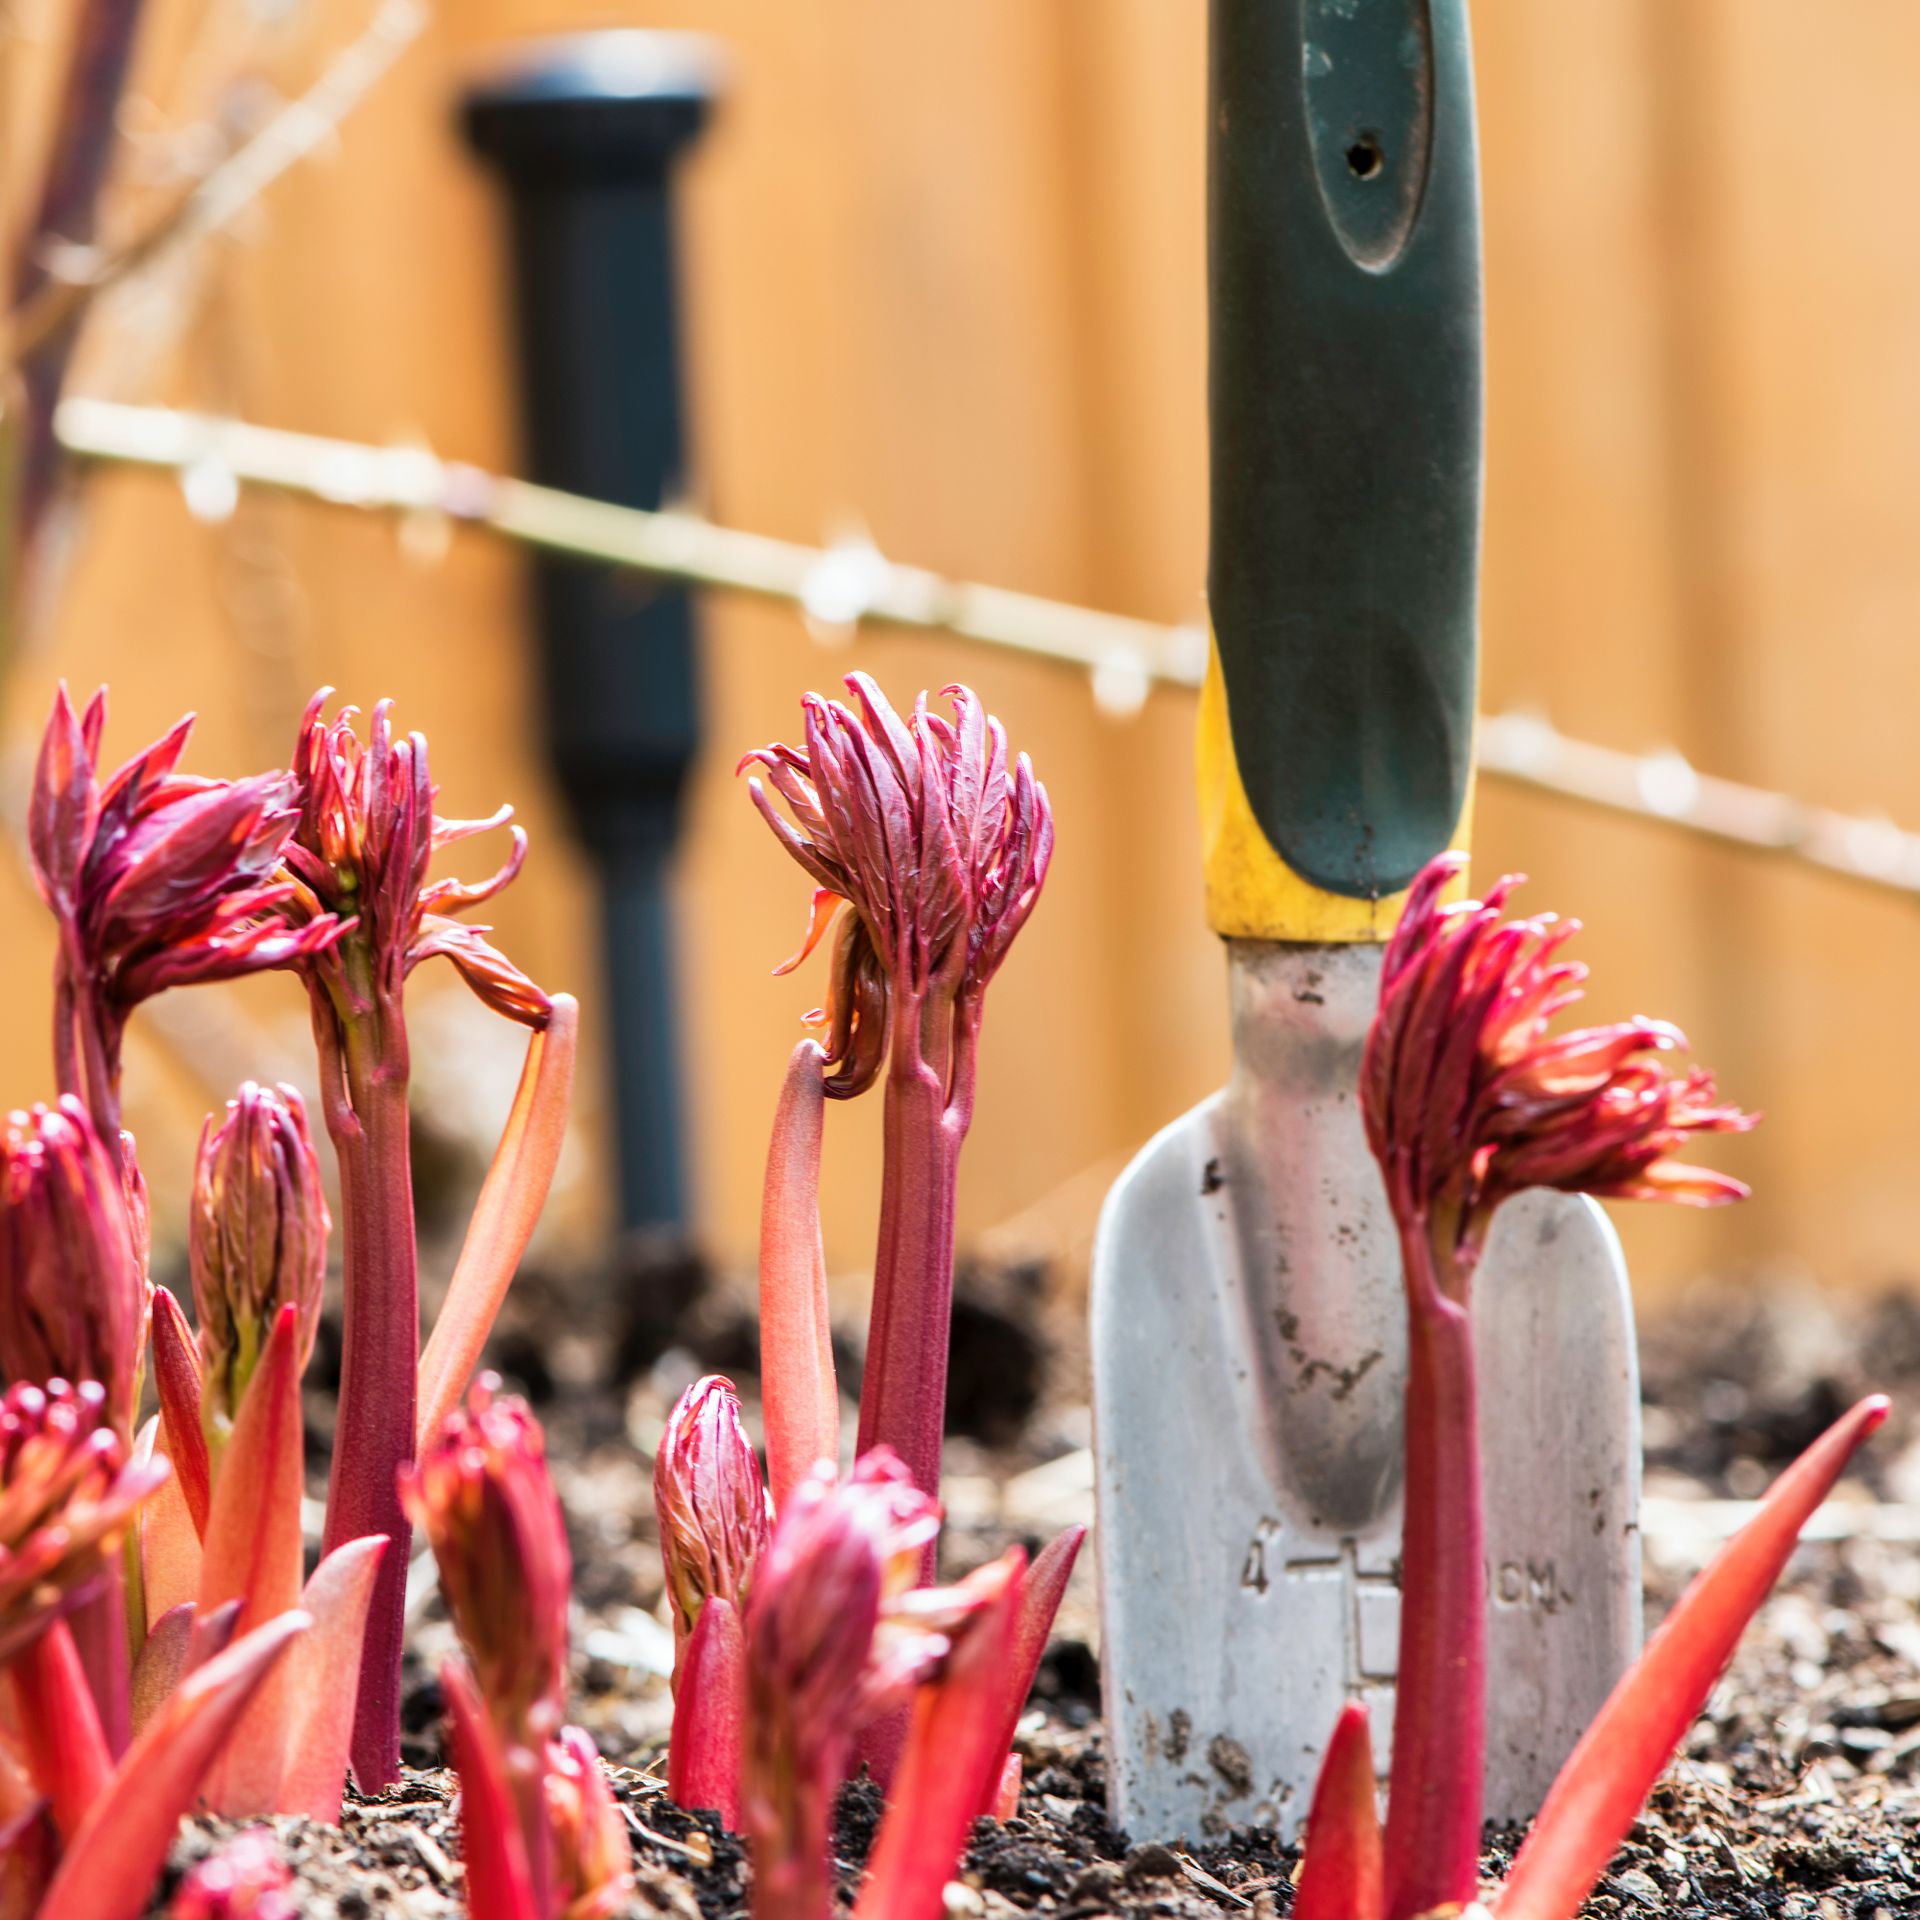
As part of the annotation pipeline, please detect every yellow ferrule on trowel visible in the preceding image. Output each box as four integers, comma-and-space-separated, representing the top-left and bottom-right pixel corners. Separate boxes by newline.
1196, 628, 1475, 944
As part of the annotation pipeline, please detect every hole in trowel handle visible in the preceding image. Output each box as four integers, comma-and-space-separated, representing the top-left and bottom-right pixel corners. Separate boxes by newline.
1345, 132, 1385, 180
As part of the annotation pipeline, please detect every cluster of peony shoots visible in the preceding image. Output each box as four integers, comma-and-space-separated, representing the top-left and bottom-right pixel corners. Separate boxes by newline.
647, 674, 1082, 1918
0, 672, 1072, 1919
0, 670, 1893, 1920
1, 684, 578, 1916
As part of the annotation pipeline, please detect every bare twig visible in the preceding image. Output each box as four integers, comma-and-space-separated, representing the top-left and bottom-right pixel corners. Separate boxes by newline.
14, 0, 150, 299
52, 394, 1920, 909
6, 0, 151, 621
9, 0, 429, 367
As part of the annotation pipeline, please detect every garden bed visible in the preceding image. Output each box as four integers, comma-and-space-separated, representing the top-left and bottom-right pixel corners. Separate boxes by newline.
152, 1265, 1920, 1918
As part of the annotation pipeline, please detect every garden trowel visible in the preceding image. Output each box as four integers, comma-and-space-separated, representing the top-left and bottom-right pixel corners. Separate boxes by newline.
1091, 0, 1641, 1842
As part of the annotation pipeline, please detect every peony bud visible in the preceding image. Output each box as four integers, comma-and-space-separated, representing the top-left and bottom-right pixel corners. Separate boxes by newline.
655, 1376, 771, 1676
740, 675, 1052, 1098
0, 1099, 146, 1436
743, 1450, 964, 1920
167, 1829, 297, 1919
1361, 853, 1756, 1284
547, 1725, 635, 1919
191, 1082, 329, 1422
280, 692, 549, 1029
0, 1378, 167, 1663
400, 1375, 570, 1746
28, 686, 341, 1136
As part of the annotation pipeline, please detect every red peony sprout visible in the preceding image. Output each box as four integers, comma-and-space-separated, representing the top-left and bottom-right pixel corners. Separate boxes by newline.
0, 1100, 146, 1442
0, 1379, 163, 1666
281, 691, 554, 1790
656, 1375, 771, 1827
742, 1450, 961, 1920
740, 675, 1051, 1517
410, 1382, 634, 1920
1354, 853, 1760, 1920
27, 686, 340, 1143
190, 1082, 329, 1430
656, 1375, 772, 1674
401, 1375, 571, 1754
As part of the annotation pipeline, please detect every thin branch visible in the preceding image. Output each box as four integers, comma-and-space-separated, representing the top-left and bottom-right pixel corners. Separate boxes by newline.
10, 0, 429, 367
15, 0, 150, 299
51, 394, 1920, 908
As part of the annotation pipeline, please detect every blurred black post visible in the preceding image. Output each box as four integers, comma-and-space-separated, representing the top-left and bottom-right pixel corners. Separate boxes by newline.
464, 34, 720, 1232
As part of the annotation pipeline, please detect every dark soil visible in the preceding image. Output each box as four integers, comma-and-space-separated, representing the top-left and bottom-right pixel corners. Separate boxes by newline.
151, 1267, 1920, 1917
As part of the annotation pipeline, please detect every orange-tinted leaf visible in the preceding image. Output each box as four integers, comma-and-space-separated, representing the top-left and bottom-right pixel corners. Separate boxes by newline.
1499, 1396, 1889, 1920
275, 1536, 389, 1822
137, 1415, 202, 1626
1295, 1702, 1382, 1920
149, 1289, 209, 1536
442, 1657, 540, 1920
37, 1610, 308, 1920
417, 999, 577, 1446
195, 1305, 303, 1814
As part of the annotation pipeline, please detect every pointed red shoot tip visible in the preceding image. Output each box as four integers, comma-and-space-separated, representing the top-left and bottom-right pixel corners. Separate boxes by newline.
1295, 1701, 1383, 1920
150, 1287, 210, 1537
276, 1534, 391, 1822
442, 1657, 542, 1920
977, 1523, 1084, 1818
990, 1753, 1022, 1823
1497, 1393, 1890, 1920
853, 1552, 1024, 1920
10, 1617, 114, 1840
758, 1040, 837, 1517
417, 999, 579, 1447
37, 1610, 309, 1920
668, 1592, 747, 1828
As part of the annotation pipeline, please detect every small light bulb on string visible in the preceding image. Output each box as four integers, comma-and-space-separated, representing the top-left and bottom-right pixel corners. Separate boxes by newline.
1090, 649, 1150, 719
801, 535, 891, 648
1636, 747, 1700, 820
384, 437, 451, 566
180, 453, 239, 524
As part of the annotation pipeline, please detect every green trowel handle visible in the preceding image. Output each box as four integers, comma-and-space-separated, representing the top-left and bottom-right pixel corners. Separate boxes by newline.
1204, 0, 1482, 931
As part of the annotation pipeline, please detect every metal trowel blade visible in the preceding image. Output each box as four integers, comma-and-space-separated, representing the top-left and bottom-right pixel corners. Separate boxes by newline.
1090, 942, 1641, 1841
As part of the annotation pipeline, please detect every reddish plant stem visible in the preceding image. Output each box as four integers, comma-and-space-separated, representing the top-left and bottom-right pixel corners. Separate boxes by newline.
1381, 1225, 1484, 1920
670, 1594, 745, 1827
52, 950, 122, 1155
751, 1758, 839, 1920
854, 996, 976, 1790
316, 985, 417, 1793
12, 1618, 114, 1837
65, 1560, 131, 1757
758, 1043, 837, 1512
853, 989, 976, 1509
506, 1740, 555, 1920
